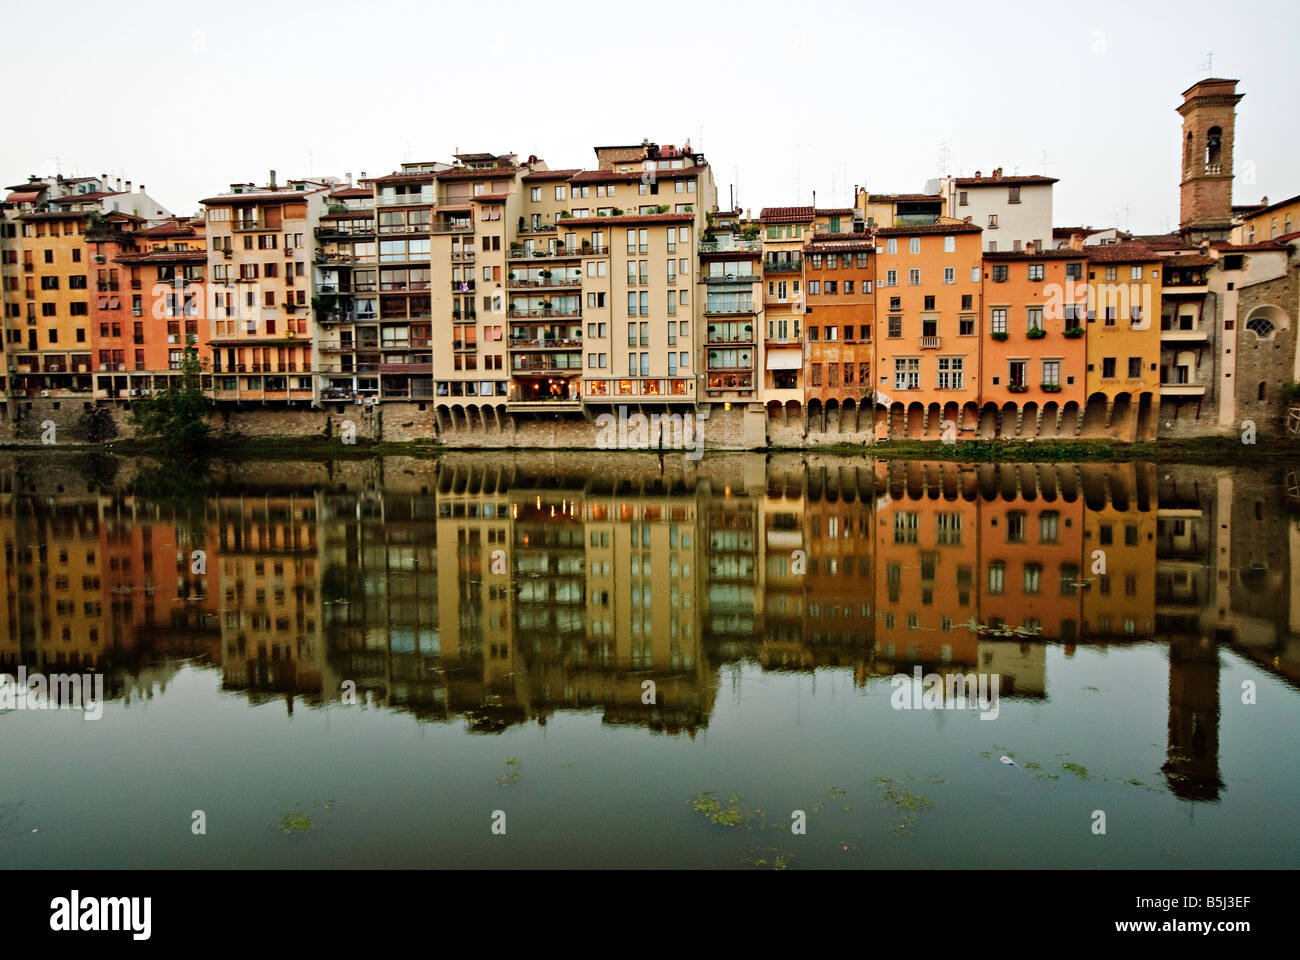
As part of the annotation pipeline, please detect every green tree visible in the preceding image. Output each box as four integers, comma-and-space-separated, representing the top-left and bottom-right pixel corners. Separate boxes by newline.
131, 348, 212, 460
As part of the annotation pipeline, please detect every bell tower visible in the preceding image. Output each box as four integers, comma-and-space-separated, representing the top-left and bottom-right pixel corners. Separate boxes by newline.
1178, 78, 1243, 239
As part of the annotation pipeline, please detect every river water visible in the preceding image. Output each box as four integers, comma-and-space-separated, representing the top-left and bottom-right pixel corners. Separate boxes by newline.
2, 451, 1297, 869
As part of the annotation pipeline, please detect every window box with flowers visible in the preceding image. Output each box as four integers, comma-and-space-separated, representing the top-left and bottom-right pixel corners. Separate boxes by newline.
991, 331, 1009, 342
1063, 327, 1084, 338
1026, 328, 1047, 340
1008, 383, 1029, 393
1040, 383, 1061, 393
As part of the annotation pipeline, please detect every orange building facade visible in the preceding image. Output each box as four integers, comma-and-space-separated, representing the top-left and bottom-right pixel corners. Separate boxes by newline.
803, 232, 874, 424
873, 223, 983, 437
981, 248, 1088, 428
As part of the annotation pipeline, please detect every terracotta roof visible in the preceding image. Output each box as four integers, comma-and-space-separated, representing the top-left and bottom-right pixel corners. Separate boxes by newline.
17, 210, 86, 221
868, 193, 941, 204
1237, 192, 1300, 220
953, 174, 1058, 187
568, 167, 706, 184
114, 249, 207, 264
521, 168, 581, 182
137, 219, 199, 236
814, 207, 854, 216
1162, 254, 1216, 269
874, 222, 983, 237
49, 191, 125, 203
5, 191, 40, 203
805, 237, 874, 252
330, 186, 371, 198
760, 206, 814, 224
365, 171, 436, 184
1053, 226, 1108, 238
473, 193, 510, 203
1084, 242, 1161, 263
201, 186, 326, 204
437, 166, 517, 182
1129, 232, 1187, 250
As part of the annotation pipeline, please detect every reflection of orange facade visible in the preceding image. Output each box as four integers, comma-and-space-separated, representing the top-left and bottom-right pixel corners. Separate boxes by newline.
874, 462, 981, 665
977, 475, 1085, 640
1081, 463, 1157, 638
981, 249, 1087, 409
804, 237, 874, 407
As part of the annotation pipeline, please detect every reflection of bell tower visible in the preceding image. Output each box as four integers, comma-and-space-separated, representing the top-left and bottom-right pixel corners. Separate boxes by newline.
1162, 634, 1223, 800
1178, 78, 1243, 239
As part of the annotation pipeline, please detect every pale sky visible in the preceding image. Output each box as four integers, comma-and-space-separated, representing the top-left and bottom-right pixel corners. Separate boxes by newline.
3, 0, 1295, 234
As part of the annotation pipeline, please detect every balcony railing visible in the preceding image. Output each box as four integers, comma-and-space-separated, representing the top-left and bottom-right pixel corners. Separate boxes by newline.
431, 221, 473, 234
511, 356, 582, 372
763, 260, 803, 273
232, 220, 263, 232
508, 307, 581, 319
506, 277, 582, 288
699, 239, 763, 253
920, 336, 941, 349
509, 337, 583, 349
378, 193, 434, 206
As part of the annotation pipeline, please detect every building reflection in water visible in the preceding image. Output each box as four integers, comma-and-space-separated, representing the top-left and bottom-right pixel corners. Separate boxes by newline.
4, 452, 1300, 803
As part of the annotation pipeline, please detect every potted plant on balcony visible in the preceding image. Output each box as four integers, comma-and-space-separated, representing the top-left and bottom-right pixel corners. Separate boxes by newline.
1041, 383, 1062, 393
539, 269, 552, 279
1064, 326, 1084, 338
1008, 383, 1029, 393
1026, 327, 1047, 339
991, 331, 1009, 341
559, 211, 572, 219
655, 205, 669, 214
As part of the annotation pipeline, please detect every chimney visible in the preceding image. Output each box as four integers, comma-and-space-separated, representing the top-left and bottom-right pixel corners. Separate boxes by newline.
269, 169, 277, 189
139, 184, 145, 193
963, 215, 972, 224
974, 170, 982, 180
1024, 240, 1036, 255
1069, 233, 1085, 251
346, 172, 352, 186
126, 181, 132, 192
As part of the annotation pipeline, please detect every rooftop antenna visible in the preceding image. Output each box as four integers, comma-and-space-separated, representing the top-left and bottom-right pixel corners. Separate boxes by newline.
938, 141, 951, 177
1198, 51, 1214, 73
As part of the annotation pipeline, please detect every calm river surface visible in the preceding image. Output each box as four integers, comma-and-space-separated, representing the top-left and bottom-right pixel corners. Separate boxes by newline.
2, 451, 1298, 869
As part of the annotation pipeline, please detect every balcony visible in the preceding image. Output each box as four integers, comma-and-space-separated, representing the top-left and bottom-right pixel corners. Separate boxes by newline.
699, 239, 763, 254
510, 355, 582, 373
451, 280, 477, 293
508, 245, 601, 260
508, 307, 581, 319
506, 277, 583, 289
705, 273, 759, 284
378, 193, 434, 207
431, 220, 473, 234
920, 336, 941, 349
704, 304, 757, 316
763, 260, 803, 273
450, 250, 476, 262
509, 337, 583, 349
315, 224, 375, 238
232, 220, 264, 232
1160, 326, 1208, 341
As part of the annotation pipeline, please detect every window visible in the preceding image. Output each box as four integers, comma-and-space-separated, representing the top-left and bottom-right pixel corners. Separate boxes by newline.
886, 238, 897, 254
1023, 563, 1041, 595
555, 186, 566, 201
988, 561, 1005, 594
1246, 315, 1275, 338
1065, 262, 1083, 281
908, 268, 920, 286
1027, 263, 1044, 281
1006, 512, 1026, 543
991, 308, 1007, 333
885, 269, 898, 286
991, 264, 1008, 282
1128, 356, 1141, 378
1039, 511, 1059, 544
888, 316, 902, 338
943, 266, 955, 284
1102, 357, 1116, 379
937, 356, 963, 389
943, 236, 955, 253
894, 357, 920, 390
909, 237, 921, 254
1027, 307, 1043, 332
1042, 359, 1060, 386
987, 214, 998, 228
958, 191, 968, 206
1130, 266, 1142, 280
1008, 359, 1026, 387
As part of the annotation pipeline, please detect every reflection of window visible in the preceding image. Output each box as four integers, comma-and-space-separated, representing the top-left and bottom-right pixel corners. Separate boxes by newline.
1006, 512, 1026, 543
1024, 563, 1042, 595
894, 512, 919, 545
988, 562, 1005, 595
1039, 511, 1059, 544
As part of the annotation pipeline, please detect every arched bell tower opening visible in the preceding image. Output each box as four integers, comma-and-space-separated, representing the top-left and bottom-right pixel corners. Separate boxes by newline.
1177, 78, 1243, 240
